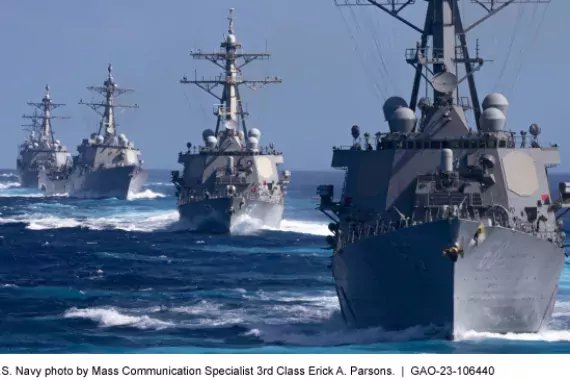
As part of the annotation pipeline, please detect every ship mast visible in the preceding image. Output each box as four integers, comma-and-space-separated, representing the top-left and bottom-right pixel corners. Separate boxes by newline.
335, 0, 550, 131
79, 64, 138, 139
22, 85, 69, 147
20, 109, 40, 143
180, 8, 282, 137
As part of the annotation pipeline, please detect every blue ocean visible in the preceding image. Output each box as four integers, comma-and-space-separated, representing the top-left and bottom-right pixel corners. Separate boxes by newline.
0, 169, 569, 354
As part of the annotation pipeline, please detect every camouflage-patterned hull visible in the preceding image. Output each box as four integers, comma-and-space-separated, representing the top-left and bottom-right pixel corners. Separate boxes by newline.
17, 168, 39, 188
333, 218, 564, 337
177, 197, 283, 234
38, 165, 147, 200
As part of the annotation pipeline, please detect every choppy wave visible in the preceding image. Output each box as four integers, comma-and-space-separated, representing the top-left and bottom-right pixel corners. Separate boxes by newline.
64, 307, 173, 330
0, 208, 328, 236
127, 189, 166, 200
0, 182, 21, 190
455, 301, 570, 342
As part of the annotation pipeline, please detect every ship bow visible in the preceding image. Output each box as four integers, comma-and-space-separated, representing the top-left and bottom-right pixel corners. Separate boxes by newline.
333, 218, 564, 335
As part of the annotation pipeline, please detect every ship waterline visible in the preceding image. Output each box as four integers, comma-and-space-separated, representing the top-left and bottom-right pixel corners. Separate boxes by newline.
177, 196, 283, 233
333, 218, 564, 336
38, 165, 147, 199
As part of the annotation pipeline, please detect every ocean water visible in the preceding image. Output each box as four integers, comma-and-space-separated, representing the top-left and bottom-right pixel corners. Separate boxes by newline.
0, 169, 569, 354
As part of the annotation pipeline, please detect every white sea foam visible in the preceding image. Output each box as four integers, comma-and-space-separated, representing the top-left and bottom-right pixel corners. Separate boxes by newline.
229, 213, 329, 236
64, 307, 172, 330
0, 182, 21, 190
455, 300, 570, 342
0, 206, 328, 236
0, 210, 180, 232
275, 219, 329, 236
127, 189, 166, 200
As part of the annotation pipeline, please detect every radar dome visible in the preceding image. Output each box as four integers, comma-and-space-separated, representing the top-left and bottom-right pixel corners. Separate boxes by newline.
224, 119, 238, 130
389, 107, 416, 133
118, 133, 127, 140
479, 107, 506, 132
55, 139, 61, 145
382, 96, 408, 121
206, 135, 217, 148
227, 34, 236, 43
95, 135, 104, 144
247, 136, 259, 151
482, 93, 509, 116
237, 130, 245, 140
529, 123, 541, 137
248, 128, 261, 139
202, 129, 215, 141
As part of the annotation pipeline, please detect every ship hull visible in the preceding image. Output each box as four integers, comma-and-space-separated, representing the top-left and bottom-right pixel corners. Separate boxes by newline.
177, 197, 283, 234
38, 165, 147, 200
333, 219, 564, 337
17, 168, 39, 188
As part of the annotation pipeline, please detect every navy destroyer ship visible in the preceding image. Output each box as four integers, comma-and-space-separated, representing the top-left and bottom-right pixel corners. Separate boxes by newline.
38, 64, 147, 199
317, 0, 567, 337
171, 8, 290, 233
17, 86, 72, 188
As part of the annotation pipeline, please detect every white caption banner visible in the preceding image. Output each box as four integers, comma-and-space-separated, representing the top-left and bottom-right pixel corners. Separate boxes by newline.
0, 354, 563, 379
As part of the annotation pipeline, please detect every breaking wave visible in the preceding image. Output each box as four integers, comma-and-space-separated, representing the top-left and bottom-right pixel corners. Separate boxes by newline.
64, 307, 173, 330
0, 182, 21, 190
127, 189, 166, 200
0, 208, 328, 236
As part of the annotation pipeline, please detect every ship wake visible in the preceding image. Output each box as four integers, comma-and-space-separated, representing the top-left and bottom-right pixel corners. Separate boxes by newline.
0, 208, 329, 236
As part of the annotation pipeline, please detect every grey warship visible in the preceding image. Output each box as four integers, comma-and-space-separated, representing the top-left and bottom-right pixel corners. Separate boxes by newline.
38, 64, 147, 199
17, 86, 72, 188
317, 0, 567, 337
171, 8, 290, 233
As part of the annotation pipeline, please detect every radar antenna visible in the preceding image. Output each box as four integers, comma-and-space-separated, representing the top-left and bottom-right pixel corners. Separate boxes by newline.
79, 64, 139, 138
22, 85, 70, 147
180, 8, 282, 137
334, 0, 550, 131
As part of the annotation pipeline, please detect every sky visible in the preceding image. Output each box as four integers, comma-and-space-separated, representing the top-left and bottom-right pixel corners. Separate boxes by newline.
0, 0, 567, 171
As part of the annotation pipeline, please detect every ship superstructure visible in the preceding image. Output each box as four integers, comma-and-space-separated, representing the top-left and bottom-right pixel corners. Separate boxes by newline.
317, 0, 567, 337
17, 86, 72, 188
38, 64, 147, 199
171, 8, 290, 233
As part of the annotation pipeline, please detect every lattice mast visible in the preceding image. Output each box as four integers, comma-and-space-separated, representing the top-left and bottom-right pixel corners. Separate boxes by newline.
180, 8, 282, 137
22, 85, 69, 147
79, 64, 139, 138
20, 109, 40, 143
335, 0, 550, 131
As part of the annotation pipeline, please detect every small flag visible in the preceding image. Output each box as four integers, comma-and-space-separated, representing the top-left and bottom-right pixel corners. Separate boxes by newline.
541, 194, 551, 204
